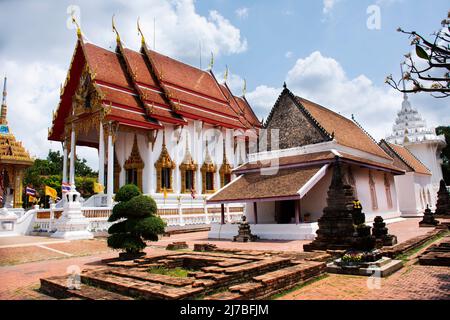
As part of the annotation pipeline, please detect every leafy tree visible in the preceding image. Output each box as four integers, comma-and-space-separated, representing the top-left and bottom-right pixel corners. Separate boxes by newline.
386, 11, 450, 98
107, 184, 166, 255
436, 126, 450, 184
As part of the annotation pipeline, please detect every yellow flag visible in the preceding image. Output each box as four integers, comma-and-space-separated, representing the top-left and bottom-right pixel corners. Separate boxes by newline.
93, 182, 104, 194
45, 186, 57, 199
163, 187, 168, 199
28, 195, 36, 203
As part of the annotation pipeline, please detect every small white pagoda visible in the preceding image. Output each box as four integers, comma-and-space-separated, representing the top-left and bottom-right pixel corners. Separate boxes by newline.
386, 70, 446, 190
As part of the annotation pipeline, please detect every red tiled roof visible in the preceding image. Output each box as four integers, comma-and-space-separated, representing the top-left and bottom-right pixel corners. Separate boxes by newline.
296, 97, 392, 161
386, 142, 431, 175
50, 39, 260, 142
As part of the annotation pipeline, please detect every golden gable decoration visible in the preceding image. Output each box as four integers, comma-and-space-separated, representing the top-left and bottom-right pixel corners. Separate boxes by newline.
219, 141, 232, 188
124, 134, 145, 190
201, 140, 217, 194
179, 133, 197, 193
155, 130, 175, 193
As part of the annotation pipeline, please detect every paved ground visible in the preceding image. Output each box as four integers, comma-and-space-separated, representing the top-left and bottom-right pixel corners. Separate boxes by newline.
278, 227, 450, 300
0, 217, 447, 300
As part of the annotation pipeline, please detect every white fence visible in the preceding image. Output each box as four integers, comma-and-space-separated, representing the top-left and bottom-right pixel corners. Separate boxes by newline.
30, 204, 244, 234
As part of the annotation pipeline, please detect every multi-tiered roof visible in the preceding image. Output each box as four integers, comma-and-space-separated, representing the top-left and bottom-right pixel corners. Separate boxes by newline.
0, 77, 34, 166
48, 24, 261, 145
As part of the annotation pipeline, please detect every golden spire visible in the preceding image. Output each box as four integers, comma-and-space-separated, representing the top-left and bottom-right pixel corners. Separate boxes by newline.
137, 17, 146, 46
112, 14, 121, 44
1, 76, 7, 125
224, 65, 229, 83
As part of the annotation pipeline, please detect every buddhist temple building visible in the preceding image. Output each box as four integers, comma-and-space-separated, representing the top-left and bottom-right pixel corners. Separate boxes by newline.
379, 139, 434, 217
208, 86, 405, 240
0, 77, 34, 208
385, 86, 446, 189
48, 23, 261, 209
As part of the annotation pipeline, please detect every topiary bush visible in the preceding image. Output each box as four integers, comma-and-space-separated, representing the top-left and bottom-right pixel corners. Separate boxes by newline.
107, 184, 166, 255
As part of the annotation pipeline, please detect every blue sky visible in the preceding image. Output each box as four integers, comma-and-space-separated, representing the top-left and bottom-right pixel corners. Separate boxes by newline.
0, 0, 448, 169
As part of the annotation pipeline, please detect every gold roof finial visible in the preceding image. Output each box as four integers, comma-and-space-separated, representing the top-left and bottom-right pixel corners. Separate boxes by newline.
70, 10, 82, 38
112, 14, 121, 44
208, 52, 214, 70
242, 78, 247, 97
224, 65, 229, 83
137, 17, 146, 46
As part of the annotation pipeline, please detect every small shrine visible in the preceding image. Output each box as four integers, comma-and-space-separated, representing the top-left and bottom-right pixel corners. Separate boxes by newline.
372, 216, 397, 246
419, 205, 439, 227
233, 216, 258, 242
434, 179, 450, 216
0, 77, 34, 208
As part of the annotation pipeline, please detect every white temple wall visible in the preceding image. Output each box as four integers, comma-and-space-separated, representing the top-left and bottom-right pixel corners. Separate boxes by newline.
300, 170, 331, 222
394, 172, 434, 217
406, 143, 444, 186
352, 167, 401, 222
246, 201, 276, 224
113, 120, 240, 200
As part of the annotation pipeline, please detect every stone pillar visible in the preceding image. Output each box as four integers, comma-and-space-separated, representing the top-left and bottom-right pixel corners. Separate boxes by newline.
220, 203, 225, 225
107, 123, 114, 206
62, 142, 68, 184
98, 122, 105, 188
69, 124, 76, 186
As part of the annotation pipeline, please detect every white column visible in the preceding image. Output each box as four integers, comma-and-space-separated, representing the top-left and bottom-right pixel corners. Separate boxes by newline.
69, 124, 76, 186
107, 123, 114, 206
98, 122, 105, 188
148, 140, 155, 194
62, 142, 68, 183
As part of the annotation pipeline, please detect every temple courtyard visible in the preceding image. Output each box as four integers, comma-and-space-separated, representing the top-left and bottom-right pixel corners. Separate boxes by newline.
0, 217, 449, 300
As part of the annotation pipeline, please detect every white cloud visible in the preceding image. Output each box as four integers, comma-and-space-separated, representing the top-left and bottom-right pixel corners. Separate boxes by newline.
323, 0, 340, 15
235, 7, 249, 19
0, 0, 248, 169
244, 51, 413, 141
285, 51, 293, 58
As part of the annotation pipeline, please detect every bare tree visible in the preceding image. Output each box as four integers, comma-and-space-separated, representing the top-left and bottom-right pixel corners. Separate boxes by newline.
385, 11, 450, 98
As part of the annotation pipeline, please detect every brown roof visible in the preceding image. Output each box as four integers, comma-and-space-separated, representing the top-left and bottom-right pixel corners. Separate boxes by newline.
296, 97, 392, 161
385, 142, 431, 175
234, 151, 404, 175
208, 166, 323, 203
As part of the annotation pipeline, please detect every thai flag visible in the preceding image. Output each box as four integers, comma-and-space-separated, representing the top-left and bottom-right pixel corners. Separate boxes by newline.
25, 187, 36, 196
61, 182, 71, 193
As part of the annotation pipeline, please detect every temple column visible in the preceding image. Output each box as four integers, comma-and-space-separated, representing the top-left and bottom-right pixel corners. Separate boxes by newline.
253, 202, 258, 224
98, 122, 105, 188
220, 203, 225, 225
62, 142, 68, 184
107, 123, 114, 206
69, 124, 76, 186
294, 199, 301, 224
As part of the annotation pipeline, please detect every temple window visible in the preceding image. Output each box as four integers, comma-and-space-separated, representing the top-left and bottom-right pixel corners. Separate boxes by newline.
384, 173, 393, 209
155, 132, 175, 193
201, 141, 217, 194
123, 134, 144, 191
179, 136, 198, 193
219, 142, 233, 188
369, 171, 378, 210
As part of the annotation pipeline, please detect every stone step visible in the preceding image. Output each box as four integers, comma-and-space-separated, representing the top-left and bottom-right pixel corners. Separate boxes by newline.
81, 270, 204, 300
419, 252, 450, 266
40, 276, 133, 300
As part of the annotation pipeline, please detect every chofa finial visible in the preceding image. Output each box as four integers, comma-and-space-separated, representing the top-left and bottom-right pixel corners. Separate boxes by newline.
137, 17, 146, 46
70, 10, 82, 39
112, 14, 121, 43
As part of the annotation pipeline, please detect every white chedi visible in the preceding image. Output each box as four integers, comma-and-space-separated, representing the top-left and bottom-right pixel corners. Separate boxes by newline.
52, 184, 93, 240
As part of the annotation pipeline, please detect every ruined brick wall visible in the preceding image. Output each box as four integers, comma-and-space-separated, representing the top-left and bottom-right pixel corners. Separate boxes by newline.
266, 92, 327, 150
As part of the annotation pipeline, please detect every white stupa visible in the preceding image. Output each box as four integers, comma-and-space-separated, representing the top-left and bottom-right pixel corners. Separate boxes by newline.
386, 65, 446, 188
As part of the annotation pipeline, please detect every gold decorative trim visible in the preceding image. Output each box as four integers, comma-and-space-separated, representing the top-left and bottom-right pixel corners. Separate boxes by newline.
155, 130, 175, 193
124, 134, 145, 191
